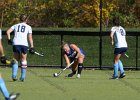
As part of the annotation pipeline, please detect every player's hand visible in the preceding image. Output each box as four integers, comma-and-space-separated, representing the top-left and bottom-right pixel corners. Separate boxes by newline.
111, 41, 114, 45
66, 64, 70, 68
8, 39, 13, 45
74, 58, 78, 61
29, 48, 35, 54
0, 56, 11, 64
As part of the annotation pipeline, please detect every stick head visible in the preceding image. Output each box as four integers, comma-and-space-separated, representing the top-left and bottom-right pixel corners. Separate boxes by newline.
53, 73, 58, 77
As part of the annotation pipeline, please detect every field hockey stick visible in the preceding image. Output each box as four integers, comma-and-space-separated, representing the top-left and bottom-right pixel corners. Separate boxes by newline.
124, 53, 129, 58
34, 51, 44, 57
28, 49, 44, 57
53, 61, 74, 77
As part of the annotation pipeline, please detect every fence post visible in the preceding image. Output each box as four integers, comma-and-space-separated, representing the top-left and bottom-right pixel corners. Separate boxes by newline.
61, 34, 63, 68
99, 0, 103, 69
136, 35, 138, 70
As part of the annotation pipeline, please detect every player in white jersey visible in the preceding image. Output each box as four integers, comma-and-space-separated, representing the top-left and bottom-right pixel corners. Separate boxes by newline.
110, 17, 128, 79
6, 14, 35, 81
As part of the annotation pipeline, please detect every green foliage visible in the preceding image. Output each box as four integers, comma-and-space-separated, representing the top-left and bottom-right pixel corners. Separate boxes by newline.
109, 0, 140, 27
0, 0, 139, 27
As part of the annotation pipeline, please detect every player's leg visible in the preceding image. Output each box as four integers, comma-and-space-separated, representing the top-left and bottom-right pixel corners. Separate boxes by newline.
77, 48, 85, 78
12, 53, 20, 81
0, 40, 11, 65
112, 48, 121, 79
20, 53, 27, 81
0, 73, 20, 100
77, 56, 84, 78
118, 60, 125, 78
67, 61, 78, 77
118, 48, 127, 78
12, 46, 21, 81
0, 74, 10, 100
113, 54, 121, 79
0, 30, 10, 64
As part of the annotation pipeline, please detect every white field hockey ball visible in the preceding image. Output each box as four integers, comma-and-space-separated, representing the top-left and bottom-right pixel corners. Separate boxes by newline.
53, 73, 58, 77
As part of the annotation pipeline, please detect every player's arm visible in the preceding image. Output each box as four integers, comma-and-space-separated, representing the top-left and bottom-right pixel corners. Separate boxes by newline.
70, 44, 81, 59
28, 33, 35, 54
28, 26, 35, 54
63, 53, 70, 66
28, 33, 34, 48
110, 32, 114, 45
6, 28, 14, 45
6, 28, 13, 40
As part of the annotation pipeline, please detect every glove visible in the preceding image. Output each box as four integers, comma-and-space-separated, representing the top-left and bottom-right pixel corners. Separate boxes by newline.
1, 56, 11, 64
29, 48, 35, 54
74, 57, 78, 61
8, 39, 13, 45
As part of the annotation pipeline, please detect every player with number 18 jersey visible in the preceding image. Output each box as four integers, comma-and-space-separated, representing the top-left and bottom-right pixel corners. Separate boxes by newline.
7, 14, 34, 82
11, 22, 32, 46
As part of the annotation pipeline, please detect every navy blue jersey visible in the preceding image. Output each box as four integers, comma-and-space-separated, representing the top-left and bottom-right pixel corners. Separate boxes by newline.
65, 47, 77, 59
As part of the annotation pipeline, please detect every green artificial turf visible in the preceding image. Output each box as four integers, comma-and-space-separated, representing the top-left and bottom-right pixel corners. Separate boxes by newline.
0, 67, 140, 100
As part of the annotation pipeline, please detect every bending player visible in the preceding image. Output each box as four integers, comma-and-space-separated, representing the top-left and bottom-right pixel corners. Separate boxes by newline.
63, 43, 85, 78
0, 73, 20, 100
110, 17, 128, 79
6, 14, 34, 82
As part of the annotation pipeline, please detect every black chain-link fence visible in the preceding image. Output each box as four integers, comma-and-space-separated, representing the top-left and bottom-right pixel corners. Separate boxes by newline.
1, 30, 139, 69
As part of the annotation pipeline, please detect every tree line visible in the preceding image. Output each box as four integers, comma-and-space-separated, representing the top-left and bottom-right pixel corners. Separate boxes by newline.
0, 0, 140, 28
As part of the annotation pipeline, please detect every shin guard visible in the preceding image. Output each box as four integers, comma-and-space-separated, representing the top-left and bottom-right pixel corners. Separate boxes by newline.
20, 60, 27, 81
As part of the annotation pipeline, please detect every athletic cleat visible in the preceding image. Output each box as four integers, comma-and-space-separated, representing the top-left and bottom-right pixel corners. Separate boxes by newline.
20, 78, 25, 82
111, 76, 118, 80
67, 73, 75, 77
9, 93, 20, 100
119, 73, 126, 78
77, 74, 81, 78
12, 77, 18, 81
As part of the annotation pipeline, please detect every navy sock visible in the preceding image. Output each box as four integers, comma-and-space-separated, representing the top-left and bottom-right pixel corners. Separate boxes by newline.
78, 63, 83, 74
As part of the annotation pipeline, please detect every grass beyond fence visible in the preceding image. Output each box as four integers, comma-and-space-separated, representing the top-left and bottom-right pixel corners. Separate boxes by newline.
0, 68, 140, 100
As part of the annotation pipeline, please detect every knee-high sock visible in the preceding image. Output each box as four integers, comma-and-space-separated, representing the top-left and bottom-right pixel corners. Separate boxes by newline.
0, 78, 10, 99
78, 63, 83, 74
20, 68, 26, 80
113, 63, 118, 77
12, 61, 18, 78
118, 60, 124, 74
20, 60, 27, 80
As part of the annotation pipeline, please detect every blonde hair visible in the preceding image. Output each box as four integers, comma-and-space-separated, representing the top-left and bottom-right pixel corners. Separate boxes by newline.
61, 41, 68, 48
63, 43, 69, 48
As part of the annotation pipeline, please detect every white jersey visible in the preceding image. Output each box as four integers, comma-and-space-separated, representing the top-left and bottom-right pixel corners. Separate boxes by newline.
111, 26, 127, 48
11, 22, 32, 46
0, 29, 2, 39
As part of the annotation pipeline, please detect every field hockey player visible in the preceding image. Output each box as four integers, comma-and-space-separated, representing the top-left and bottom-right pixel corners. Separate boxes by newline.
6, 14, 34, 82
110, 17, 128, 79
63, 43, 85, 78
